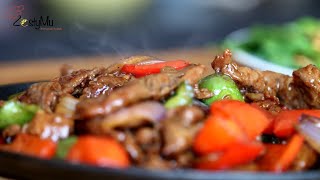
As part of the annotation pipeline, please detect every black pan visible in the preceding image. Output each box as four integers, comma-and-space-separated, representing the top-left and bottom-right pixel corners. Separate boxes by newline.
0, 82, 320, 180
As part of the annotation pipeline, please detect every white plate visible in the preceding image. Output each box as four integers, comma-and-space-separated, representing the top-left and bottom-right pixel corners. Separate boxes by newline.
225, 28, 294, 76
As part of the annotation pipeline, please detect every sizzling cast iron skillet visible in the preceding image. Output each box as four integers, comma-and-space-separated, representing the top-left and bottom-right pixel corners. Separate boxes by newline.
0, 82, 319, 180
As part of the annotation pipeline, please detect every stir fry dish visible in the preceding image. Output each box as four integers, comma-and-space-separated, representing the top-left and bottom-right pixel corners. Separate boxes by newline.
225, 17, 320, 68
1, 49, 320, 172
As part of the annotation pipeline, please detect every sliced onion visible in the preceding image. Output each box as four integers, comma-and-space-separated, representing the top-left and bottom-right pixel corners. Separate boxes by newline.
55, 95, 79, 118
136, 59, 165, 65
105, 56, 158, 73
82, 101, 166, 133
296, 114, 320, 153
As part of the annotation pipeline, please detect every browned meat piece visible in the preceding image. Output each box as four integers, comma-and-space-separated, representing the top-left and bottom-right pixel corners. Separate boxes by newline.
194, 84, 213, 99
245, 92, 266, 102
109, 129, 162, 166
290, 144, 317, 171
25, 111, 74, 141
292, 64, 320, 109
81, 73, 131, 99
57, 67, 102, 94
19, 82, 62, 112
140, 154, 174, 170
251, 100, 282, 115
162, 106, 205, 157
233, 163, 258, 171
81, 101, 165, 134
211, 49, 320, 109
2, 124, 21, 138
212, 49, 292, 101
20, 66, 131, 112
175, 151, 195, 168
135, 127, 159, 146
123, 131, 144, 163
60, 64, 74, 76
76, 64, 206, 119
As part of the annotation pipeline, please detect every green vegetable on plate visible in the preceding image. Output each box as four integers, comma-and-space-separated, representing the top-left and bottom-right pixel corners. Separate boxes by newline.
164, 81, 194, 109
55, 136, 78, 159
0, 101, 38, 129
224, 17, 320, 68
198, 74, 243, 106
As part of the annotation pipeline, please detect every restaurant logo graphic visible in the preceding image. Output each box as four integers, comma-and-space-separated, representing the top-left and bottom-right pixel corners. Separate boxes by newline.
13, 15, 61, 30
9, 2, 62, 31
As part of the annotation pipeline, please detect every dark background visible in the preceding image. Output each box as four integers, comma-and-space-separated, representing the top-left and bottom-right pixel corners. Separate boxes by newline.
1, 0, 320, 62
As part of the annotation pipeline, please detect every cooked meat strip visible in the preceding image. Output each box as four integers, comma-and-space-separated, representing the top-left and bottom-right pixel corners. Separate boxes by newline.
245, 92, 267, 102
81, 72, 131, 99
19, 82, 62, 112
57, 67, 102, 94
175, 151, 195, 168
140, 154, 175, 170
123, 131, 144, 163
251, 100, 282, 115
211, 49, 320, 109
81, 101, 165, 134
2, 124, 21, 138
194, 84, 213, 99
290, 144, 317, 171
76, 64, 206, 119
135, 127, 159, 146
233, 163, 258, 171
162, 106, 205, 157
24, 111, 73, 141
20, 66, 131, 112
212, 49, 292, 101
60, 64, 74, 76
292, 64, 320, 109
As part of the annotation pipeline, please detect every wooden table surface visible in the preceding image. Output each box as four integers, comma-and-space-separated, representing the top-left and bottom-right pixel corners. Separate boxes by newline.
0, 47, 218, 85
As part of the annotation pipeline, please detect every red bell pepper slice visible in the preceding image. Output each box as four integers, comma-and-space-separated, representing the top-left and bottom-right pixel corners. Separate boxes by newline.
67, 135, 130, 168
210, 100, 271, 140
258, 134, 304, 172
121, 60, 189, 77
273, 110, 320, 138
195, 141, 264, 170
193, 112, 247, 155
0, 133, 56, 159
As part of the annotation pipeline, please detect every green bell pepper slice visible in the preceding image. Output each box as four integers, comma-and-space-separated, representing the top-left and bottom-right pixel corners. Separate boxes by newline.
164, 81, 194, 109
0, 101, 38, 129
55, 136, 78, 159
198, 74, 243, 106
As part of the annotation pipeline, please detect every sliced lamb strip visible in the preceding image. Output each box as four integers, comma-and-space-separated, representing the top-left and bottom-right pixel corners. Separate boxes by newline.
80, 101, 165, 134
19, 82, 62, 113
57, 67, 103, 94
161, 106, 205, 157
290, 144, 317, 171
76, 64, 206, 119
80, 72, 131, 99
291, 64, 320, 109
211, 49, 320, 109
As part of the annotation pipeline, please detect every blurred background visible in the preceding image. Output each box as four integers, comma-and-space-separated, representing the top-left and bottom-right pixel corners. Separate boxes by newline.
1, 0, 320, 62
